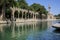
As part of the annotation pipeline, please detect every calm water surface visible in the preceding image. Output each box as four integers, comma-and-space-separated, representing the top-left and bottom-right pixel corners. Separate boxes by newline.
0, 20, 60, 40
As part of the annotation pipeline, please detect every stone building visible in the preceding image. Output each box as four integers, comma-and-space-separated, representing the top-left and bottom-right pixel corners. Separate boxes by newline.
47, 13, 56, 19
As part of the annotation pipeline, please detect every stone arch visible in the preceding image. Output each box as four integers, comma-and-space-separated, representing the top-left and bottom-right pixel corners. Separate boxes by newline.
14, 10, 19, 18
50, 16, 52, 19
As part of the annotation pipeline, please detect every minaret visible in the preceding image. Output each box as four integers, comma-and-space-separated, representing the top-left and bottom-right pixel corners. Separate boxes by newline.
48, 4, 51, 13
47, 4, 51, 19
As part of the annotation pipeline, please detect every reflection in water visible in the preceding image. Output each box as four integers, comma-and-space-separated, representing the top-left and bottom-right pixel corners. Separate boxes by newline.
47, 21, 53, 29
11, 23, 15, 38
0, 20, 60, 40
0, 21, 47, 40
53, 29, 60, 33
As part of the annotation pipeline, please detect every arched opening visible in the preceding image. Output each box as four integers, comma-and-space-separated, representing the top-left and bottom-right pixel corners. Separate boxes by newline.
29, 13, 32, 18
26, 12, 29, 19
19, 11, 22, 18
26, 12, 32, 19
31, 13, 33, 18
0, 6, 2, 16
5, 8, 12, 19
23, 12, 25, 19
28, 13, 31, 18
50, 16, 52, 19
14, 10, 18, 18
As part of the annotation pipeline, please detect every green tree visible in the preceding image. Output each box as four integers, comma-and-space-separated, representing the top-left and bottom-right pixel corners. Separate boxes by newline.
30, 3, 48, 19
30, 3, 41, 11
18, 0, 28, 9
0, 0, 16, 20
0, 0, 48, 19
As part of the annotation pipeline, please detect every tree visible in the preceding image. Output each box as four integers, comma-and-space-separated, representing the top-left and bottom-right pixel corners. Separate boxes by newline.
18, 0, 28, 9
0, 0, 16, 20
30, 3, 48, 19
28, 6, 34, 11
0, 0, 48, 20
30, 3, 41, 11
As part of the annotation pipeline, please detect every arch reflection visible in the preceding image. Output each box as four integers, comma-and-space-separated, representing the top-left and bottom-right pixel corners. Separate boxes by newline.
0, 21, 48, 40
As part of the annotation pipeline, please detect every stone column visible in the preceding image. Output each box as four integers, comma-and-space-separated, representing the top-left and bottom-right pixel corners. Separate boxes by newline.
35, 14, 36, 19
10, 7, 15, 21
33, 14, 34, 19
12, 10, 15, 20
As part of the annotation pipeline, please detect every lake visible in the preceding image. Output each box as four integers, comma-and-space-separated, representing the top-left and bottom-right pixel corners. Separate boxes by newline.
0, 20, 60, 40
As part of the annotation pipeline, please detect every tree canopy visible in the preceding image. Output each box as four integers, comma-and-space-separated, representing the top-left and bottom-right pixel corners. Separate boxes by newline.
30, 3, 48, 15
17, 0, 28, 9
0, 0, 48, 19
0, 0, 47, 13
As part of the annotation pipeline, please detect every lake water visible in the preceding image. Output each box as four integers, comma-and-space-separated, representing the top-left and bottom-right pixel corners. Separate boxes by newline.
0, 20, 60, 40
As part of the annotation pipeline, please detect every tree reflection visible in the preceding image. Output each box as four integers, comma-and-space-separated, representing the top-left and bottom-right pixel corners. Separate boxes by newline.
0, 21, 48, 40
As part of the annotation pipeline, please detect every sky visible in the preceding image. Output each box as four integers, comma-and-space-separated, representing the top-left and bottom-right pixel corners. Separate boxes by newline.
26, 0, 60, 15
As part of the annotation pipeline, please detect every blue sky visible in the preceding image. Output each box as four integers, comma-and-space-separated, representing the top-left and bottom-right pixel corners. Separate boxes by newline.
26, 0, 60, 15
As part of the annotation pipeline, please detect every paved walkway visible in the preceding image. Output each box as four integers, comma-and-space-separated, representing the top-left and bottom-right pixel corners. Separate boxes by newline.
0, 19, 59, 24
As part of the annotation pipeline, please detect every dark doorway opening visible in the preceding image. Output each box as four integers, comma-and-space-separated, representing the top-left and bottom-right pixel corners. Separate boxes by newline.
14, 10, 18, 18
5, 8, 12, 19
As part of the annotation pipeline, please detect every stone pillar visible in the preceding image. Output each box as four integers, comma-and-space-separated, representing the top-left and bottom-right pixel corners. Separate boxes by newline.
11, 7, 15, 21
0, 14, 3, 21
33, 14, 34, 19
35, 14, 36, 19
12, 10, 15, 20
